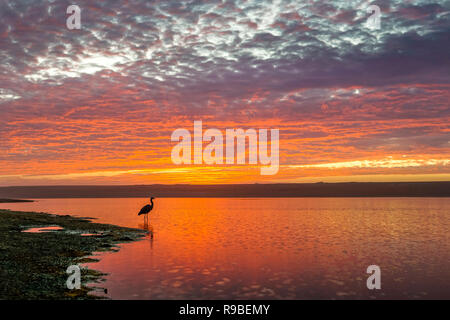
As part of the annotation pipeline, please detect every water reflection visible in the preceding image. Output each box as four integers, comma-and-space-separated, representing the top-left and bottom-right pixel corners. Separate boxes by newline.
22, 225, 63, 233
139, 221, 154, 248
140, 218, 154, 237
1, 198, 450, 299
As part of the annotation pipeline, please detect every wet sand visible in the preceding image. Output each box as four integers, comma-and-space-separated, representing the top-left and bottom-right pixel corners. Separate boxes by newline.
0, 208, 146, 299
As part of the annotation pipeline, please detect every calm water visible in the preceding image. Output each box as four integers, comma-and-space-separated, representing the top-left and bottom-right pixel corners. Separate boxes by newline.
1, 198, 450, 299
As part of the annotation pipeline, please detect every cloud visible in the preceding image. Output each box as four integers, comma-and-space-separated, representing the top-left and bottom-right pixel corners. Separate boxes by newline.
0, 0, 449, 184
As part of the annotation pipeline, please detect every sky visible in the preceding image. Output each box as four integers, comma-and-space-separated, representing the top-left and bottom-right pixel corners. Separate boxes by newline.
0, 0, 449, 185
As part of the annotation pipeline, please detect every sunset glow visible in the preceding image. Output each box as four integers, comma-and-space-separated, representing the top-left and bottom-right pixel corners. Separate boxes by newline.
0, 0, 449, 185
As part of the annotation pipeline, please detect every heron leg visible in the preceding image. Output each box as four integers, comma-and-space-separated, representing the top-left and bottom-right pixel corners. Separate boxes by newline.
143, 214, 148, 230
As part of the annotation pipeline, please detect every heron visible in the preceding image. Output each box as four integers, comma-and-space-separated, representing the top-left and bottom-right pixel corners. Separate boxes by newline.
138, 197, 155, 227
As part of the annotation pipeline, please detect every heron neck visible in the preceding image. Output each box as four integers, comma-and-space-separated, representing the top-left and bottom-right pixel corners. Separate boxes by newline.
150, 198, 154, 206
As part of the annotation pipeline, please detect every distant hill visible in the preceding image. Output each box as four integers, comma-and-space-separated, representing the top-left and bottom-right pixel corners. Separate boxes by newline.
0, 199, 34, 203
0, 182, 449, 198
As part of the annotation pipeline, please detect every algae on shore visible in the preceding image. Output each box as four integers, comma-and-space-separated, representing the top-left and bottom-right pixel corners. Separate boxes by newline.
0, 209, 147, 299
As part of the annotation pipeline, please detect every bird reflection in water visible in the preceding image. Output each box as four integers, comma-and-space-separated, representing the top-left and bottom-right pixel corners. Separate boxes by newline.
138, 220, 154, 249
140, 220, 154, 238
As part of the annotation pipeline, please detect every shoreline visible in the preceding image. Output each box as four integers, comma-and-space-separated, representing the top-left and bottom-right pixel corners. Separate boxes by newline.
0, 208, 147, 300
0, 199, 34, 203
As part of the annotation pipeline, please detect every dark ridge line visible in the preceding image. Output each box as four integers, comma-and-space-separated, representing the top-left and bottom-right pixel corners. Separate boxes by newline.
0, 182, 449, 198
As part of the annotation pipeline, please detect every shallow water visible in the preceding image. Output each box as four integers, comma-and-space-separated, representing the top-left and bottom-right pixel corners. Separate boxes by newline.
1, 198, 450, 299
21, 225, 63, 233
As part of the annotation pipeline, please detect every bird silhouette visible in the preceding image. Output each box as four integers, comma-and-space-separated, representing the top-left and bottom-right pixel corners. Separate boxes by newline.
138, 197, 154, 227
